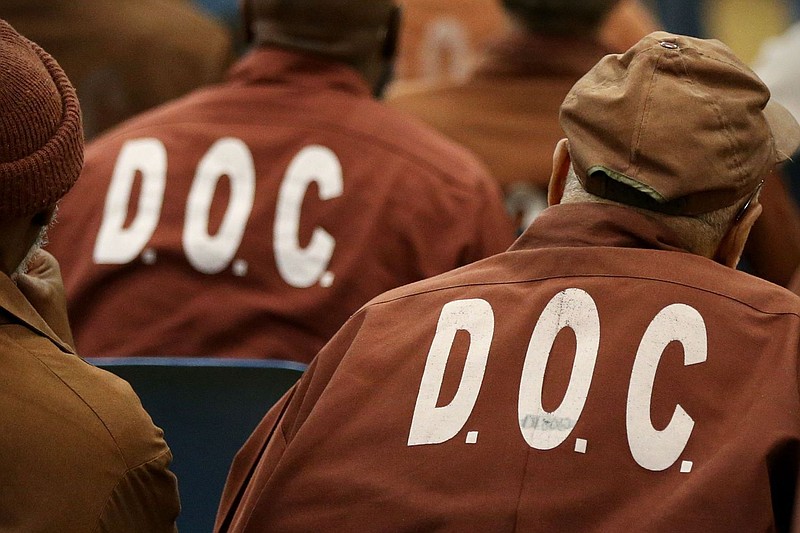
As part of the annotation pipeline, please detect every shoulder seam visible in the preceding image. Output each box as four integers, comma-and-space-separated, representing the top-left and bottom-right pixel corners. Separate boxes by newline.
8, 334, 132, 468
366, 273, 800, 319
89, 93, 486, 186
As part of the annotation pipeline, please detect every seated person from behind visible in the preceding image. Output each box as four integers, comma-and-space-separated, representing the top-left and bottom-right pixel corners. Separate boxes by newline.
215, 32, 800, 532
0, 19, 180, 532
46, 0, 515, 362
389, 0, 660, 228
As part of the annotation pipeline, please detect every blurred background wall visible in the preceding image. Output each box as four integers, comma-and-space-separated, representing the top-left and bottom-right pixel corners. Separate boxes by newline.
654, 0, 793, 62
191, 0, 800, 77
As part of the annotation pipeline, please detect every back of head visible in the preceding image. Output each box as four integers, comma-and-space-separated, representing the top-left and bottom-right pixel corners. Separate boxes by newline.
0, 18, 83, 220
243, 0, 398, 90
502, 0, 622, 35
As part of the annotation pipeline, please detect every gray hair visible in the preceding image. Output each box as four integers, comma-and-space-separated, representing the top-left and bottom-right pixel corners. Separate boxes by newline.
561, 166, 747, 257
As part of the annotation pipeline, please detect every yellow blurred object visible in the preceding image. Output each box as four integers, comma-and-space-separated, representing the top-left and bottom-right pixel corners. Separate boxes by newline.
707, 0, 791, 62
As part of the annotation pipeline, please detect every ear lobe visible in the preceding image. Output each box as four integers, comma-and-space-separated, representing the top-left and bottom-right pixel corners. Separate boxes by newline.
715, 203, 762, 268
548, 139, 572, 206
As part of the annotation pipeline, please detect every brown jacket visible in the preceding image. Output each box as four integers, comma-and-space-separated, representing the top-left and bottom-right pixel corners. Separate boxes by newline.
0, 272, 180, 531
390, 33, 605, 192
47, 47, 515, 362
0, 0, 233, 139
216, 203, 800, 532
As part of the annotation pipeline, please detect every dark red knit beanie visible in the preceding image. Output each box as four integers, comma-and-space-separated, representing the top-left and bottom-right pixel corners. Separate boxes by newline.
0, 19, 83, 219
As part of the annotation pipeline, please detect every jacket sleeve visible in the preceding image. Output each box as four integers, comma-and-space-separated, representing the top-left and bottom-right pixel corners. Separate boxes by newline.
95, 448, 181, 533
214, 387, 296, 532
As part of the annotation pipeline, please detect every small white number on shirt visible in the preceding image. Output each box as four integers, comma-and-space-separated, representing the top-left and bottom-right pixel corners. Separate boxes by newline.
93, 138, 343, 287
407, 290, 708, 473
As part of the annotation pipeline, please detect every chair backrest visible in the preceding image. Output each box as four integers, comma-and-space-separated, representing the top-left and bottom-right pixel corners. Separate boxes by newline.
88, 357, 305, 533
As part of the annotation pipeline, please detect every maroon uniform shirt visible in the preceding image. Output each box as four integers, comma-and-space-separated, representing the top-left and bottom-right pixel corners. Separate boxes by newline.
47, 47, 514, 361
216, 203, 800, 532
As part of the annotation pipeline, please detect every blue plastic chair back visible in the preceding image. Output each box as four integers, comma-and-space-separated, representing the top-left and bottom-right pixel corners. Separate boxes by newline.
88, 357, 305, 533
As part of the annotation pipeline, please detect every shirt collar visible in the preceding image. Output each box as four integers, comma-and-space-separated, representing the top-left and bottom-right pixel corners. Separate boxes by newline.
476, 31, 608, 79
226, 46, 372, 97
512, 203, 691, 254
0, 272, 74, 354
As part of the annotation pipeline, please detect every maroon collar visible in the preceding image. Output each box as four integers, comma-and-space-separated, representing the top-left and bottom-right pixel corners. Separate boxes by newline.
226, 46, 372, 97
512, 203, 691, 254
476, 31, 608, 80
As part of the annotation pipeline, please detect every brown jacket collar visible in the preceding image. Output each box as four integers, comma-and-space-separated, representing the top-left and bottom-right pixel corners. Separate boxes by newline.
476, 31, 608, 80
512, 203, 690, 254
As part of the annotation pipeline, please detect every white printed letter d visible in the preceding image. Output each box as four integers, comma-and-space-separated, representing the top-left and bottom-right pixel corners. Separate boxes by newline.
408, 299, 494, 446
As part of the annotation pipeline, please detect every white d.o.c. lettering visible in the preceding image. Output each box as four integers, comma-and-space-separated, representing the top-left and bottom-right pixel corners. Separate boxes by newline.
626, 304, 707, 471
93, 138, 167, 264
421, 18, 471, 82
518, 288, 600, 450
408, 299, 494, 446
183, 138, 256, 274
273, 145, 343, 288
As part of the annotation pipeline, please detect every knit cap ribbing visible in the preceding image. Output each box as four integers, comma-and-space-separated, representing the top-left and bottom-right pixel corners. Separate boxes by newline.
0, 19, 83, 218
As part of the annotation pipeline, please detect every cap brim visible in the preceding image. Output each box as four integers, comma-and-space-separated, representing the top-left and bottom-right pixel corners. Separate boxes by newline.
765, 99, 800, 162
